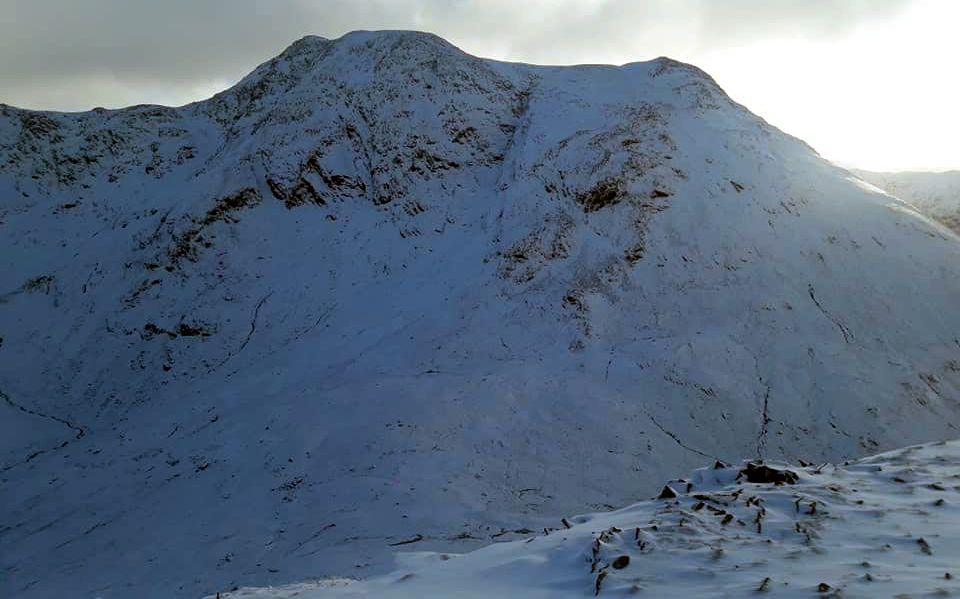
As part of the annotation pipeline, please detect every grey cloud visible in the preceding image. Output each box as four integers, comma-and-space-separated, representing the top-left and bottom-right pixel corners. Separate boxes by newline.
0, 0, 912, 110
694, 0, 910, 45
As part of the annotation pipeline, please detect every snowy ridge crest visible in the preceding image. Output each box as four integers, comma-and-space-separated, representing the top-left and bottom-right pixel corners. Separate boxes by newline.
215, 441, 960, 598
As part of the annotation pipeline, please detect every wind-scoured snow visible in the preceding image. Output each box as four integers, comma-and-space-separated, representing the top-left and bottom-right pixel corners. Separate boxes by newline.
854, 169, 960, 232
211, 440, 960, 598
3, 30, 960, 598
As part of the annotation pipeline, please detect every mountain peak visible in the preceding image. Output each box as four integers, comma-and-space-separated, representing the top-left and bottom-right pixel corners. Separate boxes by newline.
6, 29, 960, 599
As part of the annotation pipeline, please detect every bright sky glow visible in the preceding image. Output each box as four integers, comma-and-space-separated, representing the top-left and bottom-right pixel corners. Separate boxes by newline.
691, 0, 959, 171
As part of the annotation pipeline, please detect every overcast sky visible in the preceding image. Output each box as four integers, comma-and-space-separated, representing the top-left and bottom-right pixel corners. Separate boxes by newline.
2, 0, 957, 171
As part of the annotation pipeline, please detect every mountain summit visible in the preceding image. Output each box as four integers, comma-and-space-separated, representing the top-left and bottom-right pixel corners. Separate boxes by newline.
3, 31, 960, 598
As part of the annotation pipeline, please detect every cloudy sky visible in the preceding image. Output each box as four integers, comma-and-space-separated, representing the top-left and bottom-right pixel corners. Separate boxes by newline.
2, 0, 957, 171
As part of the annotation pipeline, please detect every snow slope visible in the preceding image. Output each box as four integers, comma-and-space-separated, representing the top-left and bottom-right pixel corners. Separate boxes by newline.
212, 440, 960, 598
3, 31, 960, 598
854, 169, 960, 232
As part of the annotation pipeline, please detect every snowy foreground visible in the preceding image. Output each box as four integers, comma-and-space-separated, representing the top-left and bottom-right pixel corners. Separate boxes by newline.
213, 440, 960, 598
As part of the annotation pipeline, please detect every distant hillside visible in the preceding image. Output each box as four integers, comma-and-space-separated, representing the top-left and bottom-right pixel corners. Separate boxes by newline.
855, 169, 960, 232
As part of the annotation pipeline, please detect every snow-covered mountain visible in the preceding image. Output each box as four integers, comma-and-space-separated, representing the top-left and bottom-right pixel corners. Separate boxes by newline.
213, 440, 960, 598
3, 31, 960, 598
854, 169, 960, 232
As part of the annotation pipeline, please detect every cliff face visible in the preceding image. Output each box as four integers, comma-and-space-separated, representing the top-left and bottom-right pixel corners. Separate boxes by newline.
3, 30, 960, 598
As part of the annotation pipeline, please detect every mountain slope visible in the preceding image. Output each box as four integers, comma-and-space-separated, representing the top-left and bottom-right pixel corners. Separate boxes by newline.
854, 169, 960, 232
3, 31, 960, 598
212, 440, 960, 598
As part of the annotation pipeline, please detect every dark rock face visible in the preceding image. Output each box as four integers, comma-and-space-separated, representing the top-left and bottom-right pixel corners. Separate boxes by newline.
739, 463, 799, 485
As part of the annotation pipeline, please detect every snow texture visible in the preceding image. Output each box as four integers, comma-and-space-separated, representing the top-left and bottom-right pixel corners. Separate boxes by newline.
3, 30, 960, 598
